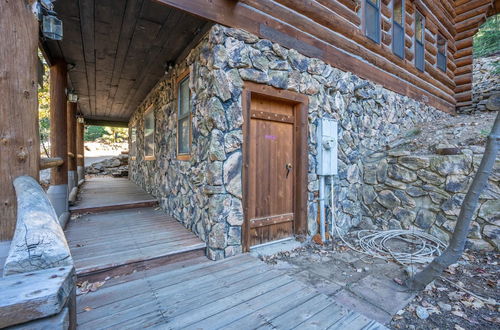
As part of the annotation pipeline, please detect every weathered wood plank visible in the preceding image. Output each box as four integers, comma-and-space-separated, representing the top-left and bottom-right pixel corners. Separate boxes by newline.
4, 177, 72, 276
0, 267, 74, 328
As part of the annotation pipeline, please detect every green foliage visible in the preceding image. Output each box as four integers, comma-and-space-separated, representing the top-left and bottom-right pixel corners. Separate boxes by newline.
84, 126, 107, 141
473, 14, 500, 58
38, 50, 50, 156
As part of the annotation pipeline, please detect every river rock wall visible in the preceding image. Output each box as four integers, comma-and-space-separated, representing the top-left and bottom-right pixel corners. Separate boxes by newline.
359, 148, 500, 251
129, 24, 451, 259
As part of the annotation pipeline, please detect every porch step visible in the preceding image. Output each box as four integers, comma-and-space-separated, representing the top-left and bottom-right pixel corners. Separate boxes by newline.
76, 243, 206, 281
69, 199, 158, 215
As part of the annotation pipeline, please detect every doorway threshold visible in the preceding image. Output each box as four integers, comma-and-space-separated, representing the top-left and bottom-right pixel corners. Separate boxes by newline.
250, 237, 304, 258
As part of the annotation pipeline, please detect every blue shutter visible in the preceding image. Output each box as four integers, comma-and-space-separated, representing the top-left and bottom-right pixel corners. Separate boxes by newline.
365, 1, 380, 43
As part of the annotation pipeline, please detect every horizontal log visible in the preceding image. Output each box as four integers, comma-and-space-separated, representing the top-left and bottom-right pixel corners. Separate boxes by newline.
455, 72, 473, 86
84, 119, 129, 128
455, 91, 472, 102
77, 154, 84, 159
455, 56, 473, 68
67, 152, 75, 159
4, 176, 73, 276
316, 0, 360, 26
454, 47, 473, 60
40, 157, 64, 170
455, 83, 472, 94
455, 3, 492, 22
0, 266, 74, 328
456, 13, 486, 33
455, 64, 472, 76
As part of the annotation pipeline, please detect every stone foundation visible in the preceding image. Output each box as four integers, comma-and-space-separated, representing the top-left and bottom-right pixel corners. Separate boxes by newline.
129, 24, 454, 259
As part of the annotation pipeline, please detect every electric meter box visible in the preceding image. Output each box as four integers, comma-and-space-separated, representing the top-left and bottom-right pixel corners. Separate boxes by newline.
316, 118, 338, 176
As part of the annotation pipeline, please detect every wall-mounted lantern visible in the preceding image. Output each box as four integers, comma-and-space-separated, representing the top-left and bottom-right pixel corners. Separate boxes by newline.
77, 116, 85, 124
42, 11, 63, 40
67, 91, 78, 103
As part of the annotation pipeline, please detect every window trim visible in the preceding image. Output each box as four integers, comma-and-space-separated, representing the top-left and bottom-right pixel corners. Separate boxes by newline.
130, 124, 137, 161
364, 0, 381, 44
436, 33, 447, 73
392, 0, 405, 59
143, 105, 155, 161
414, 10, 425, 72
176, 69, 192, 161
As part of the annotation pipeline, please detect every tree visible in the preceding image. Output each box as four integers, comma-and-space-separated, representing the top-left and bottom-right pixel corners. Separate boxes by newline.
406, 112, 500, 290
84, 125, 107, 141
38, 51, 50, 157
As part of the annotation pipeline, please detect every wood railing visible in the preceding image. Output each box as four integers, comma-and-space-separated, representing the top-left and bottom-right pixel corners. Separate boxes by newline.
40, 156, 64, 170
0, 176, 76, 329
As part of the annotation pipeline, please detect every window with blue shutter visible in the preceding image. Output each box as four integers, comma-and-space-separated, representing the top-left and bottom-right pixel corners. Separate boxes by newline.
415, 11, 425, 72
437, 34, 447, 72
393, 0, 405, 59
365, 0, 380, 44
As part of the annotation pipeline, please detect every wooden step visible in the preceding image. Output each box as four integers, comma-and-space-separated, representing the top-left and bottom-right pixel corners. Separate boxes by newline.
69, 199, 158, 215
76, 243, 206, 281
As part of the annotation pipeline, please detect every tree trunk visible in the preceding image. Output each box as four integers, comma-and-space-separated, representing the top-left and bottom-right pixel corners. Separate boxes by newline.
406, 111, 500, 290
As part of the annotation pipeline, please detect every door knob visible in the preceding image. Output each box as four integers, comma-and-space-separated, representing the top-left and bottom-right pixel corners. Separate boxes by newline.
286, 163, 292, 178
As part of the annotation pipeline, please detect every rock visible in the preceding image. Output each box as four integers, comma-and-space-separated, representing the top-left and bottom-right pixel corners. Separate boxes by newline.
361, 185, 377, 204
208, 129, 226, 161
441, 195, 465, 216
478, 200, 500, 223
429, 226, 449, 244
417, 169, 445, 185
224, 151, 242, 199
430, 155, 472, 176
388, 164, 417, 183
483, 225, 500, 249
377, 190, 401, 209
208, 223, 227, 249
416, 306, 429, 320
415, 209, 436, 229
437, 302, 452, 312
227, 226, 242, 245
445, 175, 471, 193
227, 197, 244, 226
224, 28, 259, 43
207, 97, 228, 131
388, 219, 402, 230
239, 68, 268, 84
406, 186, 427, 197
268, 70, 288, 89
206, 161, 223, 185
288, 49, 309, 72
224, 245, 242, 258
224, 130, 242, 153
363, 163, 378, 185
393, 207, 416, 229
466, 239, 494, 251
398, 156, 430, 170
346, 164, 360, 183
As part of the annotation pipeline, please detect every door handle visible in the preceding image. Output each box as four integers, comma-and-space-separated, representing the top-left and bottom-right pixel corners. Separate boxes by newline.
286, 163, 292, 178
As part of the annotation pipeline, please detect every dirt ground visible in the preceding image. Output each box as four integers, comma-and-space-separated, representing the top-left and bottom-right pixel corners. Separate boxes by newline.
390, 249, 500, 330
261, 240, 499, 329
408, 112, 496, 155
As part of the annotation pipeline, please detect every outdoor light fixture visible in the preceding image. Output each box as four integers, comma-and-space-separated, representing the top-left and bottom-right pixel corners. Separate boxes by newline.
67, 91, 78, 103
42, 11, 63, 40
77, 116, 85, 124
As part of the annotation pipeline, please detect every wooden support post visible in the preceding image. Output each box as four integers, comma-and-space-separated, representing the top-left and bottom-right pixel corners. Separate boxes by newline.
76, 121, 85, 184
67, 101, 77, 191
47, 59, 68, 218
0, 1, 40, 240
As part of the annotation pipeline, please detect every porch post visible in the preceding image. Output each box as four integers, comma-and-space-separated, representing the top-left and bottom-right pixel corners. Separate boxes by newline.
67, 101, 77, 191
76, 121, 85, 183
0, 1, 39, 240
47, 59, 69, 217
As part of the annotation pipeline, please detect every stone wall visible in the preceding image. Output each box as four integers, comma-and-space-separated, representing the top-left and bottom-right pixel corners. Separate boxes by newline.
359, 148, 500, 250
129, 24, 451, 259
467, 55, 500, 113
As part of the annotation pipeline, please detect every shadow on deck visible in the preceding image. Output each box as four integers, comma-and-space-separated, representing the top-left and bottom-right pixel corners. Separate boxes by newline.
66, 177, 206, 278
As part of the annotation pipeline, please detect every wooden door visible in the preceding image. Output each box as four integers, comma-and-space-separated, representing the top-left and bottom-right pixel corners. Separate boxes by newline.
247, 94, 295, 247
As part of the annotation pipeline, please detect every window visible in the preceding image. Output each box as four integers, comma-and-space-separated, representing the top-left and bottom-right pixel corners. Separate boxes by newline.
365, 0, 380, 43
177, 72, 191, 159
414, 11, 425, 72
437, 34, 447, 72
144, 106, 155, 160
130, 126, 137, 160
392, 0, 405, 58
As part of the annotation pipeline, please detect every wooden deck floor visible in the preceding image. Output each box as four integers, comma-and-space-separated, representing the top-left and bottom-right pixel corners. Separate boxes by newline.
76, 254, 385, 329
66, 207, 206, 277
70, 177, 157, 213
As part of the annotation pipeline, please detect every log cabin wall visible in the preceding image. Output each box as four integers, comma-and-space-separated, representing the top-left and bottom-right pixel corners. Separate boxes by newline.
454, 0, 499, 113
157, 0, 498, 114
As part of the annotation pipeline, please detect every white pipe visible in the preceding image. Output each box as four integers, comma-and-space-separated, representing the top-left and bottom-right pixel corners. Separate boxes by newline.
319, 175, 326, 242
330, 175, 335, 239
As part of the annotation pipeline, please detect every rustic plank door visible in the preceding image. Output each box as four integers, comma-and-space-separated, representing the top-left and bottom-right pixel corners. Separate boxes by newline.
247, 94, 295, 247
